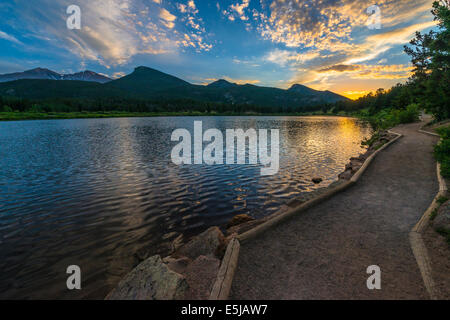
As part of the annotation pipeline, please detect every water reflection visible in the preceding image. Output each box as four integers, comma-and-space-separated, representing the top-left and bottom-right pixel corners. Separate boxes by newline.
0, 116, 371, 299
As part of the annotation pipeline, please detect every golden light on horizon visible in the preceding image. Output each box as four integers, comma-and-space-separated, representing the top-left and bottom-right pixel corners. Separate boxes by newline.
341, 90, 374, 100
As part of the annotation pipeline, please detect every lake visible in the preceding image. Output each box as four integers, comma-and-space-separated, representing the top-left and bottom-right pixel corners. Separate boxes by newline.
0, 116, 372, 299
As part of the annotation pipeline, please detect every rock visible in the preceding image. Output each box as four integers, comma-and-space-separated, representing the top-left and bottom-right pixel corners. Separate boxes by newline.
226, 219, 264, 236
171, 234, 184, 252
434, 200, 450, 230
351, 165, 362, 174
372, 142, 384, 150
106, 255, 189, 300
134, 247, 151, 263
350, 159, 363, 167
286, 199, 304, 208
359, 153, 369, 160
227, 214, 255, 229
312, 177, 323, 184
338, 170, 353, 180
163, 256, 192, 275
184, 255, 220, 300
176, 227, 225, 260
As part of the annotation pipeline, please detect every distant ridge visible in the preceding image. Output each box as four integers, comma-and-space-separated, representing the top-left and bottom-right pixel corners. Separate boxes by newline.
0, 68, 111, 83
207, 79, 238, 88
0, 66, 349, 108
105, 66, 190, 95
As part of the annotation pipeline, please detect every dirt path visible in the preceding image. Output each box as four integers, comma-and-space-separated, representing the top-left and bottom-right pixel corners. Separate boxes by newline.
230, 122, 439, 299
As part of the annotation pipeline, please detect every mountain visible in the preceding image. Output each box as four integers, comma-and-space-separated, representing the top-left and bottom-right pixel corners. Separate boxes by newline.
288, 84, 319, 95
0, 68, 111, 83
0, 66, 349, 110
61, 71, 111, 83
288, 84, 346, 103
104, 66, 190, 96
207, 79, 238, 88
0, 68, 61, 82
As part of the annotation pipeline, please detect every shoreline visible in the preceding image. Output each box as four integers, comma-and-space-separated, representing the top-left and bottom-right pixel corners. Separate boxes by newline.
227, 129, 399, 239
0, 111, 357, 122
230, 121, 439, 299
107, 119, 450, 300
106, 125, 389, 300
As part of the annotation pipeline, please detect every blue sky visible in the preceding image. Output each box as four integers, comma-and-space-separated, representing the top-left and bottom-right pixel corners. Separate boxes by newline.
0, 0, 439, 98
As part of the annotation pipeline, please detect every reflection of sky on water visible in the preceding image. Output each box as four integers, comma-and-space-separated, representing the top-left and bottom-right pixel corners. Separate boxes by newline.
0, 116, 372, 299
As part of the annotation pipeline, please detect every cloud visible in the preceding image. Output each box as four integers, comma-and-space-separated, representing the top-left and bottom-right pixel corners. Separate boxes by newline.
159, 8, 177, 29
252, 1, 436, 94
230, 0, 250, 20
177, 3, 187, 13
344, 20, 437, 64
316, 63, 413, 80
9, 0, 215, 67
265, 49, 320, 66
112, 71, 126, 79
187, 0, 197, 11
254, 0, 434, 50
0, 30, 22, 45
318, 65, 361, 72
223, 0, 250, 22
176, 0, 212, 52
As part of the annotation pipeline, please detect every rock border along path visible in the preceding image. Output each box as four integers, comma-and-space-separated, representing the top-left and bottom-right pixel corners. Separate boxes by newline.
230, 121, 439, 299
411, 125, 448, 299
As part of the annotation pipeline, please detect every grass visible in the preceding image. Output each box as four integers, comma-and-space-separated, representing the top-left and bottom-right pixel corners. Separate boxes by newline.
430, 195, 449, 245
361, 131, 381, 147
0, 110, 354, 122
430, 208, 439, 221
357, 103, 420, 130
436, 227, 450, 246
430, 197, 448, 221
437, 196, 449, 205
0, 111, 225, 121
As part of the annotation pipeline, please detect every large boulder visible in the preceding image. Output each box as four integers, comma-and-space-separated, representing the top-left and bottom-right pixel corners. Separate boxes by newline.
184, 255, 221, 300
434, 200, 450, 230
176, 227, 225, 259
106, 255, 189, 300
163, 256, 192, 275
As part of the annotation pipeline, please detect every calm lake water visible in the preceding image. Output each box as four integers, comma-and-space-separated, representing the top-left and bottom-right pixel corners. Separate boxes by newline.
0, 116, 372, 299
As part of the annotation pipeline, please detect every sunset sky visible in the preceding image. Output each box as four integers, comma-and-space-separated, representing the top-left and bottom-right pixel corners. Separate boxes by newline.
0, 0, 438, 99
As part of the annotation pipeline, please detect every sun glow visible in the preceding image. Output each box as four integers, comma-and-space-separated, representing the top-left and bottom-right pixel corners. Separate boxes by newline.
341, 90, 374, 100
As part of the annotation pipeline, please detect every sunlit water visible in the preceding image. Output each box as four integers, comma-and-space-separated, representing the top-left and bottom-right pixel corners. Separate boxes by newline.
0, 116, 372, 299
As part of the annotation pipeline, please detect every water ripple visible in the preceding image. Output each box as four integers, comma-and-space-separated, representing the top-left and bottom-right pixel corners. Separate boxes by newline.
0, 116, 372, 299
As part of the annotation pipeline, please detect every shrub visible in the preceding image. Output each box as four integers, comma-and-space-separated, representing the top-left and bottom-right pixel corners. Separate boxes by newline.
398, 103, 420, 124
28, 104, 45, 113
434, 126, 450, 178
1, 105, 13, 112
436, 126, 450, 139
436, 227, 450, 246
